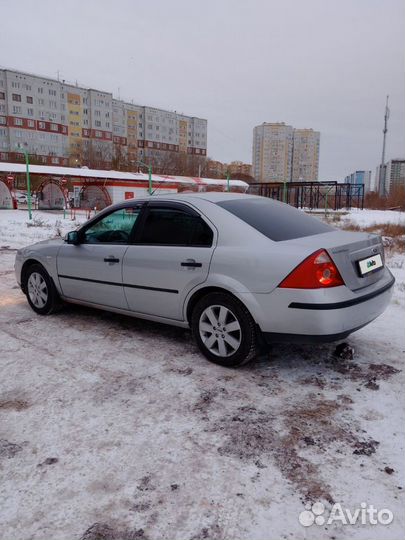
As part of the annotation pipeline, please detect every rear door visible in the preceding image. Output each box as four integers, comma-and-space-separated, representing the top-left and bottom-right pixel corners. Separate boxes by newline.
122, 201, 216, 320
57, 204, 142, 308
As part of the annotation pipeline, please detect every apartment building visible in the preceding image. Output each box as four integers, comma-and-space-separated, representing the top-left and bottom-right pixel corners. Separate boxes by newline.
252, 122, 320, 183
227, 161, 253, 178
344, 170, 372, 193
375, 159, 405, 195
0, 69, 207, 169
253, 123, 293, 182
291, 128, 320, 181
206, 159, 253, 179
206, 160, 226, 178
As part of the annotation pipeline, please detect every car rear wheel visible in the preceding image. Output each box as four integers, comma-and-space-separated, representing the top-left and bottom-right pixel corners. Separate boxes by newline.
191, 292, 259, 367
25, 264, 61, 315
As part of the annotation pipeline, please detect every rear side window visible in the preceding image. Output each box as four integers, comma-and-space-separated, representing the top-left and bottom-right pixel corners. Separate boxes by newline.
217, 198, 333, 241
138, 207, 213, 246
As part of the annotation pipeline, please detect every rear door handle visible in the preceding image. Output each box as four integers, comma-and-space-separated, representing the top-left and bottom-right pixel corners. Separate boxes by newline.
104, 256, 120, 264
181, 260, 202, 268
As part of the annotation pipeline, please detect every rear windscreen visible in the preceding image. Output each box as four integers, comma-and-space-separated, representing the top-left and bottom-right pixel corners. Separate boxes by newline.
217, 198, 333, 241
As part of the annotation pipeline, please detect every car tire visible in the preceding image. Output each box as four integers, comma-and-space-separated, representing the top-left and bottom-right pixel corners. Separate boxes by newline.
25, 264, 62, 315
191, 292, 259, 367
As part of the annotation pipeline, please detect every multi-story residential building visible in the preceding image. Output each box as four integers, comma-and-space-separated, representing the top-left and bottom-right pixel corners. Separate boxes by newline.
344, 170, 372, 193
291, 128, 320, 181
252, 122, 320, 183
0, 69, 207, 170
205, 159, 252, 179
206, 160, 226, 178
252, 123, 293, 182
375, 159, 405, 195
227, 161, 253, 178
384, 159, 405, 194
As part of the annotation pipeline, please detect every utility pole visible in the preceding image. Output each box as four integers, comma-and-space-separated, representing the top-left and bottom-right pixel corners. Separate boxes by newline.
378, 95, 390, 197
16, 144, 32, 219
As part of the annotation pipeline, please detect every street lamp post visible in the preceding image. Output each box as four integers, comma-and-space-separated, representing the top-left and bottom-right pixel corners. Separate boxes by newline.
226, 171, 230, 192
134, 159, 153, 195
16, 144, 32, 219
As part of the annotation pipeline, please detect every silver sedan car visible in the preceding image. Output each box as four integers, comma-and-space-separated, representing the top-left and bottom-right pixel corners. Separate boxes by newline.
15, 193, 394, 367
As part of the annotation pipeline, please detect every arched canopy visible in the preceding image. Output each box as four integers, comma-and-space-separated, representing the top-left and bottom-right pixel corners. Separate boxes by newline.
0, 179, 14, 209
38, 179, 67, 209
79, 185, 112, 210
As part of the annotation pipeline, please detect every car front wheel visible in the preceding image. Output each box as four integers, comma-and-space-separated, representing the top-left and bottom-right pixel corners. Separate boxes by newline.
191, 292, 259, 367
25, 264, 61, 315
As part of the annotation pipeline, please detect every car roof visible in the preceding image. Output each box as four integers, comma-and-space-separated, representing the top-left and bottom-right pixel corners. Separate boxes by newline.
137, 191, 261, 204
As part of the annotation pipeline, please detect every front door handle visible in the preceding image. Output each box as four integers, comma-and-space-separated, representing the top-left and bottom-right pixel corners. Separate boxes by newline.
181, 260, 202, 268
104, 256, 120, 264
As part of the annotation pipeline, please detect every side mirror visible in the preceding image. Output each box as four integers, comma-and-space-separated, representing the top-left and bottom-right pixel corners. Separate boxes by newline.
65, 231, 80, 245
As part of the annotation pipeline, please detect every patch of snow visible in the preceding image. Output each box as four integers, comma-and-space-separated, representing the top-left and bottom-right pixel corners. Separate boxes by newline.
342, 209, 405, 227
0, 209, 85, 249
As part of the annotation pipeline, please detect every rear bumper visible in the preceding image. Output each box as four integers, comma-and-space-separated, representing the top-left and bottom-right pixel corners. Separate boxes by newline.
239, 267, 395, 341
288, 275, 395, 311
263, 322, 370, 344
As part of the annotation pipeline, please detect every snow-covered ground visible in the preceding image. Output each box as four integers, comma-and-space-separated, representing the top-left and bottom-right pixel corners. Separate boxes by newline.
0, 208, 404, 540
0, 209, 86, 249
340, 208, 405, 228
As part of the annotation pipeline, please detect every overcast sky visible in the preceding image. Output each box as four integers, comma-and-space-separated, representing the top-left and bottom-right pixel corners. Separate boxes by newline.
1, 0, 404, 180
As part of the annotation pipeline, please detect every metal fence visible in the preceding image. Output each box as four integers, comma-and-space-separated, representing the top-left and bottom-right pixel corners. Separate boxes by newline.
248, 181, 364, 210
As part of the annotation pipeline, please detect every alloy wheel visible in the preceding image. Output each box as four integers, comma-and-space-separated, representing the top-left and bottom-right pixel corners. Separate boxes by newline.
199, 304, 242, 357
27, 272, 48, 309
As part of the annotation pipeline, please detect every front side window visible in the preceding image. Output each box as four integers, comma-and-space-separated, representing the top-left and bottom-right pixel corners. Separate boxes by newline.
138, 207, 213, 246
83, 207, 140, 244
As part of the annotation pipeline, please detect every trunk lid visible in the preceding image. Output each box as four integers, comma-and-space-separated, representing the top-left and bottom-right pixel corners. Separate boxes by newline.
286, 230, 385, 291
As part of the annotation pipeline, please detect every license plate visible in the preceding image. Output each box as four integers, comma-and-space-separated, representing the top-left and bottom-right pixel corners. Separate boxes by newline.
358, 254, 383, 275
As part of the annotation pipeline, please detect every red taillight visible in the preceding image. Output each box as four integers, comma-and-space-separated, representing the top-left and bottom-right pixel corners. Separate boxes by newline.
279, 249, 344, 289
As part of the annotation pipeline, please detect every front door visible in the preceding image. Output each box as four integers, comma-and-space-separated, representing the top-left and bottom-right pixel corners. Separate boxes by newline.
123, 202, 216, 320
57, 205, 141, 309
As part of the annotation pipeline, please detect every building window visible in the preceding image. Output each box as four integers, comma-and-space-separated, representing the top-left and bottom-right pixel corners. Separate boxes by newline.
14, 118, 23, 126
28, 119, 35, 128
11, 81, 20, 88
38, 121, 45, 129
12, 106, 22, 114
12, 94, 22, 102
95, 120, 101, 127
26, 96, 33, 104
0, 92, 5, 100
38, 87, 43, 94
